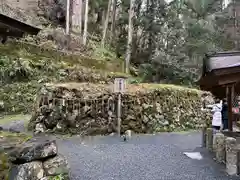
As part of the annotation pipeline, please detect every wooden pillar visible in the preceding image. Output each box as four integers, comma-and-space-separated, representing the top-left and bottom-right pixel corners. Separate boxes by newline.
227, 85, 233, 131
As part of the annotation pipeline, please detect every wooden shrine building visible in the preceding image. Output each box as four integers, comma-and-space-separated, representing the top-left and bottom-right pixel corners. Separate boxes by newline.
0, 13, 40, 41
198, 51, 240, 131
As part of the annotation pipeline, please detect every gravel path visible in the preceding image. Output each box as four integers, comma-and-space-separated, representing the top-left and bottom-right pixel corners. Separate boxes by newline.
57, 132, 238, 180
1, 120, 238, 180
0, 119, 26, 132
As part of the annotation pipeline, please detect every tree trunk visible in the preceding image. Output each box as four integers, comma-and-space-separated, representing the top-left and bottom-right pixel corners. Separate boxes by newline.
233, 0, 238, 50
101, 0, 112, 47
79, 0, 83, 36
110, 0, 117, 42
66, 0, 70, 35
83, 0, 89, 45
125, 0, 134, 73
96, 9, 103, 24
148, 0, 155, 59
71, 0, 83, 37
102, 10, 106, 27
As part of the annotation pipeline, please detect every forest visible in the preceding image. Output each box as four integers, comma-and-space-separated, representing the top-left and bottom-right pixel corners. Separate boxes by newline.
41, 0, 237, 85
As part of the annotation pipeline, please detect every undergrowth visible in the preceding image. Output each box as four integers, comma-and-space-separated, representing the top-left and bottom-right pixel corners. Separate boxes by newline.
0, 39, 127, 115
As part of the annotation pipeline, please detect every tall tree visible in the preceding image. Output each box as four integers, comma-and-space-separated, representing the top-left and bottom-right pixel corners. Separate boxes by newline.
125, 0, 134, 73
101, 0, 112, 47
183, 0, 223, 18
66, 0, 71, 35
232, 0, 238, 49
72, 0, 83, 37
83, 0, 89, 45
110, 0, 117, 42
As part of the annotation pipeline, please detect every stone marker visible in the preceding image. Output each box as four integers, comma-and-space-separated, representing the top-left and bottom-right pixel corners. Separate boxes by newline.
226, 137, 239, 175
214, 133, 226, 163
206, 128, 213, 151
202, 128, 206, 147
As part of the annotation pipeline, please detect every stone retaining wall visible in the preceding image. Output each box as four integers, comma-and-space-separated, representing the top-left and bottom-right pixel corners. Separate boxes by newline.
203, 128, 240, 176
29, 83, 213, 135
8, 136, 70, 180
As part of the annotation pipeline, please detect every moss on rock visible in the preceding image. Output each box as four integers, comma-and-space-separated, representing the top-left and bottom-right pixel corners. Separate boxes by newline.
0, 152, 9, 180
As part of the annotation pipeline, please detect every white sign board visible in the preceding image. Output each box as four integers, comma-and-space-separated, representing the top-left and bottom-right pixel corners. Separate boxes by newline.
114, 78, 126, 93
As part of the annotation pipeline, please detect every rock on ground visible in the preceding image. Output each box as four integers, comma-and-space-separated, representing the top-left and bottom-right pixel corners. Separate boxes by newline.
9, 137, 57, 164
43, 154, 70, 176
8, 161, 44, 180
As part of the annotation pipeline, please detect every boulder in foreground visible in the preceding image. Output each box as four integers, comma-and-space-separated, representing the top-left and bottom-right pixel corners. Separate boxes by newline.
43, 154, 70, 176
9, 161, 44, 180
9, 137, 57, 164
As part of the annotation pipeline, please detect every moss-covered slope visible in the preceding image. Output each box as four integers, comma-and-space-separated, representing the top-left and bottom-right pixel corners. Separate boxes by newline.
0, 41, 127, 115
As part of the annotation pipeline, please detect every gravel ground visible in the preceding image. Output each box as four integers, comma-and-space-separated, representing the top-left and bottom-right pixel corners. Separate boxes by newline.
57, 132, 239, 180
1, 120, 239, 180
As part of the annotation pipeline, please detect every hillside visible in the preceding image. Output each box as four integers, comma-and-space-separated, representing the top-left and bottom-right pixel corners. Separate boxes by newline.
0, 38, 127, 115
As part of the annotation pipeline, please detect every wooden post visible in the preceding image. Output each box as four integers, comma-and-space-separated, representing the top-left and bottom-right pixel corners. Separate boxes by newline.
227, 85, 233, 131
114, 77, 126, 136
117, 93, 121, 137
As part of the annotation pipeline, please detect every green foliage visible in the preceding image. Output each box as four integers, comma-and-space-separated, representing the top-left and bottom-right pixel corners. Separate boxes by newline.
88, 35, 118, 60
0, 56, 33, 83
0, 82, 40, 114
0, 114, 30, 125
119, 0, 231, 85
0, 152, 9, 180
48, 174, 68, 180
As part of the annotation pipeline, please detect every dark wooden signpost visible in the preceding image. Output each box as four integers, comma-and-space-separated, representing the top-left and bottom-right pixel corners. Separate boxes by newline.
198, 51, 240, 131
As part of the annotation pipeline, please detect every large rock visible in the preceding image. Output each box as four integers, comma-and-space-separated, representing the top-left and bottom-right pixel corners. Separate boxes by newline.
43, 154, 70, 176
9, 137, 57, 164
35, 123, 46, 134
8, 161, 44, 180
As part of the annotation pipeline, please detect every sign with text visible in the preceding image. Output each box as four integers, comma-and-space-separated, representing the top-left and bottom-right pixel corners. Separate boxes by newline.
114, 78, 126, 93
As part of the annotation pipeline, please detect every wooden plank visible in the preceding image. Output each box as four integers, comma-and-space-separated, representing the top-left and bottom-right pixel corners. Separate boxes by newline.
213, 66, 240, 76
218, 73, 240, 85
227, 85, 233, 131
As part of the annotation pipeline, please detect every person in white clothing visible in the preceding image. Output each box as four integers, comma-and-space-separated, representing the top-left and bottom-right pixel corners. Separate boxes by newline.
211, 98, 223, 131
